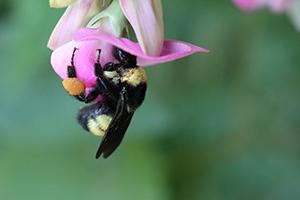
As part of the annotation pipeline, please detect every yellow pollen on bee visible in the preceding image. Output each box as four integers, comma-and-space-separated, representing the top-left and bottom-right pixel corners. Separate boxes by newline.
104, 71, 119, 79
62, 78, 85, 96
122, 67, 147, 87
87, 115, 112, 137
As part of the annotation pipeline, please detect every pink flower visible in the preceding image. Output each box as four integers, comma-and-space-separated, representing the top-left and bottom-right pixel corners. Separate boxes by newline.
49, 0, 208, 91
233, 0, 300, 31
233, 0, 264, 11
51, 29, 208, 88
233, 0, 290, 12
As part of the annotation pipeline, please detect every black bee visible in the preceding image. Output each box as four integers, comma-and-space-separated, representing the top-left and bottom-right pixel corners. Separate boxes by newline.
63, 47, 147, 159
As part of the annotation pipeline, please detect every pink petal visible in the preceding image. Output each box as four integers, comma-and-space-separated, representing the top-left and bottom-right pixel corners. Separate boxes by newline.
233, 0, 291, 12
75, 28, 208, 66
48, 0, 97, 50
267, 0, 290, 12
233, 0, 263, 11
119, 0, 164, 56
51, 40, 114, 88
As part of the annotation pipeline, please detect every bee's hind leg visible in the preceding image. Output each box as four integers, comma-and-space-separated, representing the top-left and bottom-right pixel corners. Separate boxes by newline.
63, 47, 99, 103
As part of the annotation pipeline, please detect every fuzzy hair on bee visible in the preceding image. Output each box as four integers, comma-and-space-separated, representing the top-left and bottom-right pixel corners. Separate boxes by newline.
62, 47, 147, 159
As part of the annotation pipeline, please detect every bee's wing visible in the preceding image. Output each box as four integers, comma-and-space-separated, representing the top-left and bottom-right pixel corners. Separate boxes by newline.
96, 92, 134, 159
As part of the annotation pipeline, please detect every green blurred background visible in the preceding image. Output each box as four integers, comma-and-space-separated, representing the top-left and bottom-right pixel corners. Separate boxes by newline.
1, 0, 300, 199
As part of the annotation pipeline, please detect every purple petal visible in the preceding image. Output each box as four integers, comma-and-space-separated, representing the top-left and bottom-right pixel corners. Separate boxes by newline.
75, 28, 208, 66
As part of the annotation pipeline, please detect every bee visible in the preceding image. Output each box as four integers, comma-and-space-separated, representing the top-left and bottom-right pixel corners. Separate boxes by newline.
62, 47, 147, 159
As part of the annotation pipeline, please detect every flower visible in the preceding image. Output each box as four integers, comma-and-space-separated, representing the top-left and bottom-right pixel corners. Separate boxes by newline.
48, 0, 113, 49
233, 0, 300, 31
233, 0, 290, 12
49, 0, 208, 92
51, 29, 208, 88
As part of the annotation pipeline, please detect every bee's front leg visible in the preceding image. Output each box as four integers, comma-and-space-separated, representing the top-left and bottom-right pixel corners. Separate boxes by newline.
93, 61, 120, 103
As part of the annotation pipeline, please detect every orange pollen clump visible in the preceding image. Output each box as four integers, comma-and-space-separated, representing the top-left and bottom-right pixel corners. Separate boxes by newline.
62, 78, 86, 96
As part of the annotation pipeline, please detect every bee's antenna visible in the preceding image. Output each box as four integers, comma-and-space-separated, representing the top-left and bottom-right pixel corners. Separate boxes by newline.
96, 49, 101, 64
71, 47, 79, 66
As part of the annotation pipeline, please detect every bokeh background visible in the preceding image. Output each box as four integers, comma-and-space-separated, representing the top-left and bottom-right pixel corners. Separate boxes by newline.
1, 0, 300, 199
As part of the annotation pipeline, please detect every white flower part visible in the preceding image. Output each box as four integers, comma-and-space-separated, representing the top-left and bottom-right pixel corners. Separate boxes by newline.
287, 0, 300, 31
87, 0, 126, 36
49, 0, 77, 8
267, 0, 291, 12
120, 0, 164, 56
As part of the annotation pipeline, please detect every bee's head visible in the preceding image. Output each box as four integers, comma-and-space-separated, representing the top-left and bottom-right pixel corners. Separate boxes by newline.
113, 48, 137, 68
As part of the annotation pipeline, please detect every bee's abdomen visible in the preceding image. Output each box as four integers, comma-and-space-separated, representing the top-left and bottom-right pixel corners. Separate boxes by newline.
87, 114, 112, 136
77, 101, 115, 136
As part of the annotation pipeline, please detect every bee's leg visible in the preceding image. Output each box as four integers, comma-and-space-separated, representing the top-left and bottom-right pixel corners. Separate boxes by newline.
65, 48, 99, 103
67, 48, 79, 78
91, 50, 120, 102
82, 88, 99, 103
95, 64, 120, 103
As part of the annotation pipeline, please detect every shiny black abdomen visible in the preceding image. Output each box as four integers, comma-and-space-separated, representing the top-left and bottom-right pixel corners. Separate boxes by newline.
77, 99, 116, 131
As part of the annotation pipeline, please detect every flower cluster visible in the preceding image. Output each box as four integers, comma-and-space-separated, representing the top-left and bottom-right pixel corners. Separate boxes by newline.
233, 0, 300, 31
48, 0, 208, 91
